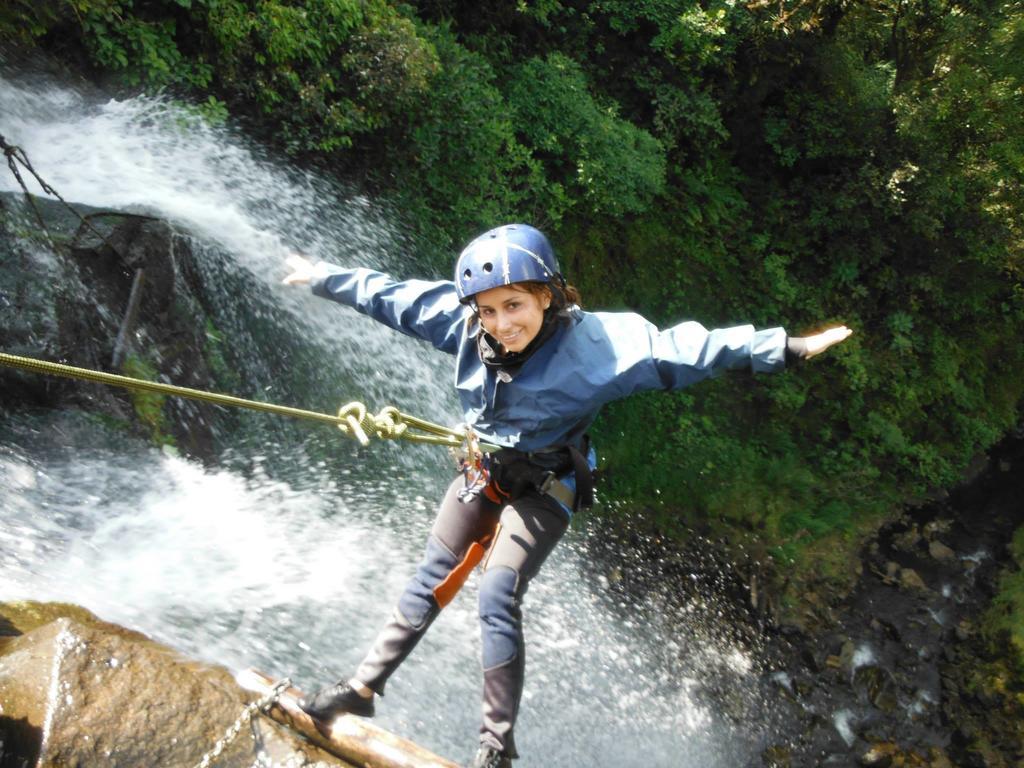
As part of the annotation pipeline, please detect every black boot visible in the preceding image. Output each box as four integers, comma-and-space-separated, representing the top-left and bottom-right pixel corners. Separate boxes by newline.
470, 746, 513, 768
298, 682, 374, 721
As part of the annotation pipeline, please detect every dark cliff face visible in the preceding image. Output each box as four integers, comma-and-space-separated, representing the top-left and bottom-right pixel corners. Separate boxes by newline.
751, 434, 1024, 766
0, 193, 226, 459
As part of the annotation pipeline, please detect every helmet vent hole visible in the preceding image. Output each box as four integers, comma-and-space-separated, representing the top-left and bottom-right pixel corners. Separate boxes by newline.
463, 269, 472, 280
483, 262, 493, 273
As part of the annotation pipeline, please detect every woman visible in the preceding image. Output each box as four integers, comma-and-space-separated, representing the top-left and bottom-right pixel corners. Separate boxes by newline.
283, 223, 851, 767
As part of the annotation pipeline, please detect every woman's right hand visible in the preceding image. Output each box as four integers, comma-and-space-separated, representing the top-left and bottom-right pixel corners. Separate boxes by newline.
283, 254, 315, 286
802, 325, 853, 358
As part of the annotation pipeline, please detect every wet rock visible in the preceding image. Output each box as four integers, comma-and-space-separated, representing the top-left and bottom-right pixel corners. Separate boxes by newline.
767, 671, 797, 700
860, 742, 897, 767
0, 195, 227, 460
853, 666, 900, 713
762, 744, 791, 767
899, 568, 929, 592
883, 561, 901, 584
793, 673, 815, 697
870, 617, 902, 642
859, 742, 934, 767
892, 526, 922, 553
928, 540, 956, 563
0, 601, 350, 768
757, 435, 1024, 768
922, 520, 952, 541
839, 638, 858, 672
800, 646, 822, 673
954, 619, 973, 641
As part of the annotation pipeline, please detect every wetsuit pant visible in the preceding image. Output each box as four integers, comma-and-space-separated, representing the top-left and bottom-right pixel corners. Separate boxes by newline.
351, 475, 568, 757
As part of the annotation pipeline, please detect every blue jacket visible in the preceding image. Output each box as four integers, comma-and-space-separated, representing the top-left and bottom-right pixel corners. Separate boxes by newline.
312, 266, 787, 452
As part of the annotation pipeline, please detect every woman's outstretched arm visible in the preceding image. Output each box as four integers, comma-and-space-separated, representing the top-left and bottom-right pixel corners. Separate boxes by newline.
283, 254, 466, 355
589, 311, 853, 401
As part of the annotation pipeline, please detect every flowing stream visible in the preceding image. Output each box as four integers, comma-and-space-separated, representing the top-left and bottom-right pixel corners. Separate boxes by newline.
0, 67, 780, 766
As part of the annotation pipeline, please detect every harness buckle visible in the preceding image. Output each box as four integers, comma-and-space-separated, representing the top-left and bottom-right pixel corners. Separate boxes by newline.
537, 471, 557, 495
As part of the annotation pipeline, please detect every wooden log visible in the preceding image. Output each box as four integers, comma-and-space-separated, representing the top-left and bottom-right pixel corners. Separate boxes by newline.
236, 669, 463, 768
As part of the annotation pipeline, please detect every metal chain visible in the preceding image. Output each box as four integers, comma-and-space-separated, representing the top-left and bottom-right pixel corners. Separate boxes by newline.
3, 135, 51, 237
0, 134, 117, 248
191, 678, 292, 768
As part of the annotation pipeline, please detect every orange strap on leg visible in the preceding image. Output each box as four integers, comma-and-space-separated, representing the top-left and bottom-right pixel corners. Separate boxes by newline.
433, 524, 501, 609
483, 479, 505, 505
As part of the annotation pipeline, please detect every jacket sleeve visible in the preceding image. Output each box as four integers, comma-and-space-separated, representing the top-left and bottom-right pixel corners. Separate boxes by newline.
594, 312, 788, 398
310, 264, 467, 355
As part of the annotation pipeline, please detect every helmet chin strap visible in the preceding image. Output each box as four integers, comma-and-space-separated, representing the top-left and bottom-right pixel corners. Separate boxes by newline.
477, 307, 563, 371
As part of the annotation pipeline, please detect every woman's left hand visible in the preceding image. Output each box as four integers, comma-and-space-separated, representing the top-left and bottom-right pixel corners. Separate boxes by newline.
802, 325, 853, 358
283, 254, 315, 286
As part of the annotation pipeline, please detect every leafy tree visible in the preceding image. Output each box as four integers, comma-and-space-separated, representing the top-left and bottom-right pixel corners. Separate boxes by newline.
505, 52, 666, 217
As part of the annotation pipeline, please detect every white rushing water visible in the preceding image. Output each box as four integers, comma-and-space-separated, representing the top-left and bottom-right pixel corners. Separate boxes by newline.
0, 69, 773, 766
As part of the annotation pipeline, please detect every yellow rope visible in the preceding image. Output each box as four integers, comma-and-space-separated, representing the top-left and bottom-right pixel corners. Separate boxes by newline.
0, 351, 491, 450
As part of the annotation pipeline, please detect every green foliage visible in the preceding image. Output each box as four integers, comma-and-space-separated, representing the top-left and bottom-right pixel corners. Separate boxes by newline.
0, 0, 64, 40
203, 318, 241, 392
120, 355, 176, 447
984, 527, 1024, 675
199, 0, 439, 154
77, 0, 211, 87
506, 53, 666, 216
391, 24, 550, 254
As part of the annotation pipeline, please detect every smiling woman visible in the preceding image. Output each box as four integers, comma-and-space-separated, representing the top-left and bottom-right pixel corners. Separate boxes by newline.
283, 222, 851, 768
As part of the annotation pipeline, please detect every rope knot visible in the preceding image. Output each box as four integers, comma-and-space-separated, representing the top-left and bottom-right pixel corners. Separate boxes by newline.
337, 401, 371, 446
372, 406, 408, 440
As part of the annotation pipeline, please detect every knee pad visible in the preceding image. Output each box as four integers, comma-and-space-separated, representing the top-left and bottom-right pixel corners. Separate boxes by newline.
398, 535, 458, 629
479, 565, 521, 669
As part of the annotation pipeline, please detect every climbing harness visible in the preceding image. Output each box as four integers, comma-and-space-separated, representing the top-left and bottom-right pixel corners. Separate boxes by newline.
190, 677, 291, 768
452, 434, 594, 513
486, 442, 594, 513
0, 351, 493, 451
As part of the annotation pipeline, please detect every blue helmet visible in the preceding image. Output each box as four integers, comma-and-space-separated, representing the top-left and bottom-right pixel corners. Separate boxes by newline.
455, 224, 564, 304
